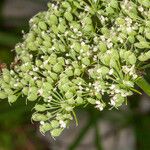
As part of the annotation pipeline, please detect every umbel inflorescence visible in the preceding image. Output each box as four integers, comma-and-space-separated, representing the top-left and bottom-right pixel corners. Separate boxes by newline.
0, 0, 150, 137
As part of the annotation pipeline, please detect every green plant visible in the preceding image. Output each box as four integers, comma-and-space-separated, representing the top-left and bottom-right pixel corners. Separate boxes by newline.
0, 0, 150, 138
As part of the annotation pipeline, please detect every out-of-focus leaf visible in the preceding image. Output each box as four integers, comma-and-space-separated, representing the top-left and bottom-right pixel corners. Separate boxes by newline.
0, 31, 20, 46
135, 77, 150, 96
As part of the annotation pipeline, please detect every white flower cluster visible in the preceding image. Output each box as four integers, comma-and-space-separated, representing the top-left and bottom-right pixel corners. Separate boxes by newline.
0, 0, 150, 137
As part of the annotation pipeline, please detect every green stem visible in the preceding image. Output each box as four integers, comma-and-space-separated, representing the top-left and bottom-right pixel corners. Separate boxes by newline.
68, 114, 97, 150
94, 122, 103, 150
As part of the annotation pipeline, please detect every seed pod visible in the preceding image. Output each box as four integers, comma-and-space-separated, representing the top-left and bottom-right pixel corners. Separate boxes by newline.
8, 95, 18, 103
145, 32, 150, 40
51, 25, 59, 34
134, 41, 150, 49
22, 87, 29, 95
46, 112, 52, 118
58, 23, 66, 33
36, 80, 43, 88
87, 98, 96, 104
106, 6, 114, 14
51, 120, 59, 128
101, 27, 110, 36
99, 66, 109, 76
95, 93, 102, 99
74, 68, 81, 76
51, 128, 62, 137
0, 91, 7, 99
34, 104, 48, 112
100, 54, 110, 66
46, 77, 54, 84
83, 24, 93, 33
65, 91, 73, 99
65, 68, 74, 77
115, 95, 125, 107
98, 42, 107, 52
61, 83, 70, 92
128, 35, 135, 44
62, 1, 71, 8
43, 40, 52, 48
42, 82, 53, 91
83, 17, 92, 25
72, 42, 81, 53
128, 53, 137, 65
49, 72, 58, 80
65, 106, 73, 112
76, 97, 84, 104
72, 61, 79, 68
73, 1, 81, 8
49, 54, 57, 64
27, 93, 38, 101
64, 12, 73, 22
57, 57, 65, 66
138, 0, 150, 8
138, 51, 150, 61
49, 15, 58, 25
27, 42, 37, 51
110, 0, 118, 8
38, 21, 47, 30
32, 113, 48, 121
58, 44, 66, 52
81, 57, 90, 66
3, 74, 11, 83
40, 123, 52, 134
68, 98, 75, 104
53, 63, 63, 73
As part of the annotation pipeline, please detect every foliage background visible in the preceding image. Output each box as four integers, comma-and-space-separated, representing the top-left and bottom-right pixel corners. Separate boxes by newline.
0, 0, 150, 150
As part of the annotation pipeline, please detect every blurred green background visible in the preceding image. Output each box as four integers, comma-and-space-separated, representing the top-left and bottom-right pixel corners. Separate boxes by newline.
0, 1, 150, 150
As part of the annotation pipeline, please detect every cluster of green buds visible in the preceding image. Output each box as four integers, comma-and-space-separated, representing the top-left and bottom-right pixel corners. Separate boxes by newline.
0, 0, 150, 137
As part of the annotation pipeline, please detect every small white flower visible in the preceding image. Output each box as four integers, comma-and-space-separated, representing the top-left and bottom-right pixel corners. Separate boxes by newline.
138, 6, 144, 12
38, 88, 43, 95
40, 121, 45, 125
109, 69, 114, 75
59, 120, 66, 128
110, 84, 116, 90
95, 101, 104, 111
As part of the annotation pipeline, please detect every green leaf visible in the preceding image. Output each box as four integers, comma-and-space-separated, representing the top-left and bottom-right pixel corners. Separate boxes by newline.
135, 77, 150, 96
